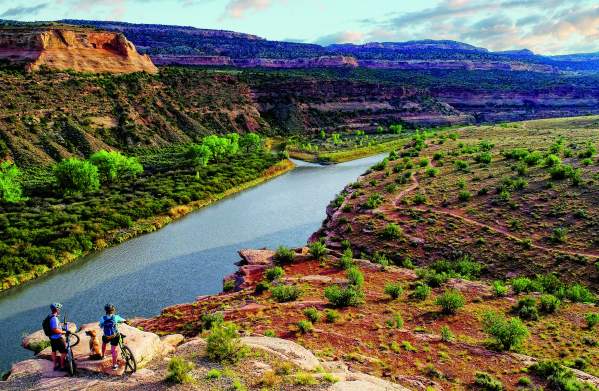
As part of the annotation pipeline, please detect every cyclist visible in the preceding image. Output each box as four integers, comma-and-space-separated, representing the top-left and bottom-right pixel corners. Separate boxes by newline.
43, 303, 67, 371
99, 304, 127, 370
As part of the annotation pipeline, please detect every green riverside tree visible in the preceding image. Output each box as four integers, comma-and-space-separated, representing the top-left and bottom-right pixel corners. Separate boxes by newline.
89, 150, 143, 183
54, 158, 100, 193
0, 161, 24, 203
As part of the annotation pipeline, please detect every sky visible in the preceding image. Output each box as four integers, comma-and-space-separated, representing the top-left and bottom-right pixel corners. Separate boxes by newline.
1, 0, 598, 55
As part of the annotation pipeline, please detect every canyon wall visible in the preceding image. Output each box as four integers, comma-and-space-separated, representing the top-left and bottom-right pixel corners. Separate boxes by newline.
0, 28, 158, 74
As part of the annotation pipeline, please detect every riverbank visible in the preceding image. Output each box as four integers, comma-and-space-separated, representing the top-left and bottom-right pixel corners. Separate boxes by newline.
0, 159, 295, 293
288, 137, 406, 164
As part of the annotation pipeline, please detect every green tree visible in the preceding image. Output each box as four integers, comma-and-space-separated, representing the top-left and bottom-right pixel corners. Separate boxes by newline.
0, 161, 24, 203
89, 150, 143, 183
202, 134, 239, 162
240, 133, 262, 152
54, 158, 100, 193
188, 144, 212, 173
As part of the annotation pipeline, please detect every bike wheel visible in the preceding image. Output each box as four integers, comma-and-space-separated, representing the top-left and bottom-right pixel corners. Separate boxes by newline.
121, 345, 137, 374
66, 350, 76, 377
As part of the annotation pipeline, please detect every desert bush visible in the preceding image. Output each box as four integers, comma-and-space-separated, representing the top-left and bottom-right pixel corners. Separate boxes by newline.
384, 282, 404, 300
205, 368, 222, 380
585, 313, 599, 329
549, 164, 573, 180
223, 279, 235, 292
296, 320, 313, 334
54, 158, 100, 193
483, 311, 528, 351
347, 267, 364, 288
458, 190, 471, 202
565, 284, 595, 303
426, 167, 439, 177
430, 256, 483, 279
550, 227, 568, 243
455, 160, 469, 171
474, 372, 504, 391
411, 284, 432, 300
325, 309, 340, 323
201, 312, 224, 330
274, 246, 295, 264
440, 325, 454, 342
524, 150, 543, 166
265, 266, 284, 282
386, 312, 404, 329
413, 193, 427, 204
479, 140, 494, 151
539, 294, 560, 314
206, 321, 246, 363
504, 148, 529, 160
338, 248, 354, 270
303, 307, 322, 323
166, 356, 195, 384
309, 241, 328, 260
492, 281, 509, 297
511, 277, 534, 294
475, 152, 492, 165
513, 296, 539, 320
530, 360, 594, 391
544, 154, 561, 167
325, 285, 364, 307
381, 223, 402, 239
364, 193, 383, 209
436, 289, 465, 314
271, 285, 302, 302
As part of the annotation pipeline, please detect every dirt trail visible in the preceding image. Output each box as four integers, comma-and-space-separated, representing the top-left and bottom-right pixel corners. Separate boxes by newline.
393, 173, 599, 260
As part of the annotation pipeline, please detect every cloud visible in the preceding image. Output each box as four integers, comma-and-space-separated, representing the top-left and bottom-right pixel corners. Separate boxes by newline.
222, 0, 273, 19
362, 0, 599, 54
0, 3, 48, 18
315, 31, 365, 46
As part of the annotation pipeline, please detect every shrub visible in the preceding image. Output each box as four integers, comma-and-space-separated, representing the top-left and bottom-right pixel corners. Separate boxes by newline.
530, 360, 594, 391
511, 277, 534, 293
411, 284, 432, 300
201, 312, 224, 330
255, 281, 270, 294
296, 320, 313, 334
347, 267, 364, 288
550, 227, 568, 243
271, 285, 301, 302
550, 164, 574, 180
165, 356, 195, 384
475, 152, 492, 165
223, 279, 235, 292
89, 150, 143, 183
372, 252, 390, 267
205, 368, 222, 380
544, 154, 561, 167
483, 311, 529, 351
303, 307, 322, 323
458, 190, 471, 202
436, 289, 466, 314
0, 161, 24, 203
274, 246, 295, 264
325, 285, 364, 307
524, 150, 543, 166
454, 160, 469, 171
386, 312, 404, 329
338, 248, 354, 270
413, 193, 427, 204
504, 148, 529, 160
565, 284, 595, 303
325, 309, 340, 323
364, 193, 384, 209
426, 167, 439, 177
292, 372, 317, 386
381, 223, 403, 239
539, 294, 560, 314
54, 158, 100, 193
492, 281, 509, 297
308, 241, 328, 261
265, 266, 284, 282
384, 282, 404, 300
585, 313, 599, 329
206, 322, 246, 363
513, 296, 539, 320
474, 372, 504, 391
440, 326, 454, 342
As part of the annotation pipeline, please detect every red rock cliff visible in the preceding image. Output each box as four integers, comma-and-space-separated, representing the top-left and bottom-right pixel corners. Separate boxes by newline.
0, 28, 158, 74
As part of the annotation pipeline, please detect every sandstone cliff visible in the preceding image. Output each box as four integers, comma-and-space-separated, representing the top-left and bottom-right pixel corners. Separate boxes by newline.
0, 28, 158, 74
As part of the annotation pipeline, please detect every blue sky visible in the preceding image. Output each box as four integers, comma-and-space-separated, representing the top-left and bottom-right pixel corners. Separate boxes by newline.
1, 0, 598, 55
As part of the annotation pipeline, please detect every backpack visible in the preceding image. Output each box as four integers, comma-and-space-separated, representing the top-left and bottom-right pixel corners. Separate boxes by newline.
42, 315, 55, 337
102, 315, 117, 336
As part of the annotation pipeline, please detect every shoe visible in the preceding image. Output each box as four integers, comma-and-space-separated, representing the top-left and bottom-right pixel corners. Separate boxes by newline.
53, 364, 60, 371
112, 364, 119, 370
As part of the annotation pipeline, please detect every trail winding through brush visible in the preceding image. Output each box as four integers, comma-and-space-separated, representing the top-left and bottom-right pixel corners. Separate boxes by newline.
393, 173, 599, 260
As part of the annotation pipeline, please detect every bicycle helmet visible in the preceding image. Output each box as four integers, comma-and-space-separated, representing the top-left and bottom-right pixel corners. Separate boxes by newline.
50, 303, 62, 311
104, 303, 116, 313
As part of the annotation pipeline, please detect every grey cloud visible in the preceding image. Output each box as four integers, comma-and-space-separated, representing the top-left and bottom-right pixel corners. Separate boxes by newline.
0, 3, 48, 18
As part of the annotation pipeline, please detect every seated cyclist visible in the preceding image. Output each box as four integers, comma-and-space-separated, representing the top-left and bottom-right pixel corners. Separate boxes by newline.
99, 303, 127, 370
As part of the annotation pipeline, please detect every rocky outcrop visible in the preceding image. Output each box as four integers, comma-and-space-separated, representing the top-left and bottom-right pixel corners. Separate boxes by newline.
153, 54, 359, 68
0, 28, 158, 74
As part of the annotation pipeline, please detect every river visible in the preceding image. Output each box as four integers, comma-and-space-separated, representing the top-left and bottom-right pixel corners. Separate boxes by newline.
0, 155, 384, 373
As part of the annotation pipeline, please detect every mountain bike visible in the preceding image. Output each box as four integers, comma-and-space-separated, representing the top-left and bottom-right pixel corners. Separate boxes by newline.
114, 323, 137, 374
63, 315, 80, 377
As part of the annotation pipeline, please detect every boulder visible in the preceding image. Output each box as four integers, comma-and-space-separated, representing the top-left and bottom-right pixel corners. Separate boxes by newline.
328, 372, 411, 391
240, 336, 320, 371
238, 249, 275, 265
9, 359, 67, 379
160, 334, 185, 348
22, 323, 77, 352
37, 322, 169, 376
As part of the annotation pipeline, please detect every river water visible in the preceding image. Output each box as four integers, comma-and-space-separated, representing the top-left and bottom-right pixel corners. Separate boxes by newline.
0, 155, 384, 373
